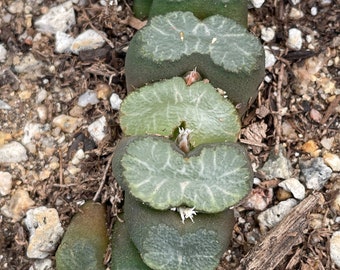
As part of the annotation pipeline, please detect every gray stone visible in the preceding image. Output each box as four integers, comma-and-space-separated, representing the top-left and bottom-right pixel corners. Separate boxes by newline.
14, 53, 42, 74
110, 93, 122, 110
0, 44, 7, 63
250, 0, 265, 8
70, 29, 107, 54
300, 158, 332, 190
34, 1, 76, 34
0, 171, 12, 196
55, 31, 74, 53
257, 198, 298, 231
260, 147, 292, 179
24, 206, 64, 259
88, 116, 107, 143
0, 100, 11, 110
261, 27, 275, 42
78, 90, 99, 107
0, 141, 28, 163
278, 178, 305, 200
331, 231, 340, 268
29, 259, 53, 270
264, 47, 277, 68
286, 28, 303, 51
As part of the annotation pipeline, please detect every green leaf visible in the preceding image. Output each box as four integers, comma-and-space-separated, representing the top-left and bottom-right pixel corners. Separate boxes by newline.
125, 12, 265, 114
116, 136, 252, 213
56, 202, 108, 270
133, 0, 153, 20
124, 193, 234, 270
120, 77, 240, 146
111, 214, 152, 270
149, 0, 248, 27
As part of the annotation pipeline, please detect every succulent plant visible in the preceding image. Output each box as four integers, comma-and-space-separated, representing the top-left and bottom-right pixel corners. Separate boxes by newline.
148, 0, 248, 27
119, 77, 240, 147
112, 135, 253, 213
125, 11, 265, 114
123, 193, 234, 270
56, 202, 109, 270
111, 214, 152, 270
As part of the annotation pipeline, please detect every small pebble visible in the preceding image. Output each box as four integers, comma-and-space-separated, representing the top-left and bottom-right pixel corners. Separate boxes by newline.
310, 108, 323, 123
36, 105, 48, 123
243, 187, 273, 211
276, 187, 292, 201
301, 140, 319, 157
34, 1, 76, 34
323, 152, 340, 171
299, 157, 332, 190
331, 231, 340, 268
321, 137, 335, 150
311, 7, 318, 16
55, 31, 74, 53
88, 116, 107, 143
0, 141, 28, 163
0, 100, 11, 110
278, 178, 306, 200
78, 90, 99, 107
250, 0, 265, 8
52, 114, 82, 133
0, 44, 7, 63
0, 171, 12, 196
7, 0, 24, 14
261, 27, 275, 42
1, 189, 35, 222
22, 122, 43, 145
110, 93, 122, 110
331, 193, 340, 214
264, 47, 277, 68
289, 7, 304, 20
71, 29, 107, 55
29, 259, 53, 270
14, 53, 42, 74
35, 88, 48, 104
95, 83, 112, 100
257, 198, 298, 232
71, 149, 85, 165
260, 147, 292, 179
25, 207, 64, 259
286, 28, 303, 51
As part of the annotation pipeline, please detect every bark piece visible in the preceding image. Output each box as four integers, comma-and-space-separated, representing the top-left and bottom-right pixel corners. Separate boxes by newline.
237, 192, 324, 270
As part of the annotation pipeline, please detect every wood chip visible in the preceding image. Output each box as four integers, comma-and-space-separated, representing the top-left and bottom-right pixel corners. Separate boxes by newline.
236, 193, 324, 270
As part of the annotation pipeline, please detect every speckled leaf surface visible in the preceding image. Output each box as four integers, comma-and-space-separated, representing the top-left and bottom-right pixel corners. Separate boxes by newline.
120, 77, 240, 146
141, 12, 262, 73
120, 136, 252, 213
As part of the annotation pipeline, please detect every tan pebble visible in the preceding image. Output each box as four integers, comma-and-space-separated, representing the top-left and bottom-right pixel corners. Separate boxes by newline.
37, 105, 48, 123
19, 90, 32, 100
331, 192, 340, 214
309, 213, 324, 230
39, 169, 51, 181
69, 105, 84, 117
320, 137, 334, 150
323, 152, 340, 171
0, 189, 35, 222
276, 187, 292, 201
95, 83, 112, 100
49, 162, 59, 170
301, 140, 319, 157
0, 171, 12, 196
52, 114, 82, 133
